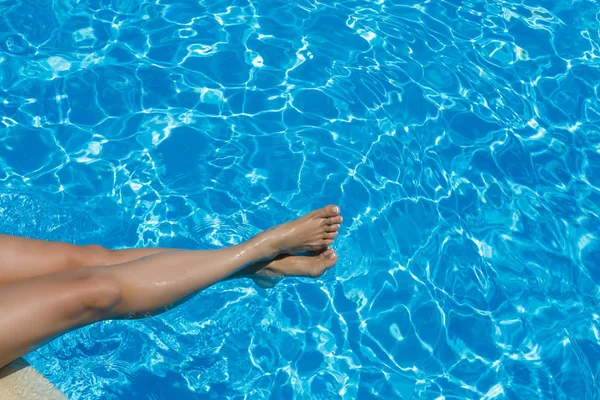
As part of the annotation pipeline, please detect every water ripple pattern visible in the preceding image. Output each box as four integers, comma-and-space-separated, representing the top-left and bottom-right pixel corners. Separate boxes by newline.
1, 0, 599, 399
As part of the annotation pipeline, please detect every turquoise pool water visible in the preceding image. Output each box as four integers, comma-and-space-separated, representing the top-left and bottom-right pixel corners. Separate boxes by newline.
1, 0, 599, 398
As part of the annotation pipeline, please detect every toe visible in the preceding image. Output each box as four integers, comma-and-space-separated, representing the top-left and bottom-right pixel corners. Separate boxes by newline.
320, 249, 334, 259
325, 224, 341, 232
321, 216, 343, 226
323, 231, 338, 239
321, 249, 338, 267
322, 239, 334, 246
323, 205, 340, 217
329, 216, 343, 224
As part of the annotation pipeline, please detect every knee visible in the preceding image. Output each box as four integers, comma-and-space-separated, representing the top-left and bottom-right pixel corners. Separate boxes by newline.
76, 244, 113, 268
72, 269, 122, 313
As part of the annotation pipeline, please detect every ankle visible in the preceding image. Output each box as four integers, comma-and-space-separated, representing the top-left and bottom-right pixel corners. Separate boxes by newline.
246, 234, 279, 261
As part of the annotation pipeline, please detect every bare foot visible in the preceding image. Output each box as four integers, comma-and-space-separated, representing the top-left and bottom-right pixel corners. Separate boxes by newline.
241, 249, 338, 288
252, 205, 343, 258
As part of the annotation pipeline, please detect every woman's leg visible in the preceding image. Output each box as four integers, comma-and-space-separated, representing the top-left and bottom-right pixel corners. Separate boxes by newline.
0, 235, 167, 283
0, 206, 342, 368
0, 215, 343, 284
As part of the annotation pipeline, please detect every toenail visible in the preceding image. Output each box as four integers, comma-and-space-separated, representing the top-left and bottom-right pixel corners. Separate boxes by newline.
328, 251, 336, 259
332, 206, 340, 214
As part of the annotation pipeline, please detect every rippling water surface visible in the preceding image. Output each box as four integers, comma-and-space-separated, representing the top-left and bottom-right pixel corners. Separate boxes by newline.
1, 0, 600, 398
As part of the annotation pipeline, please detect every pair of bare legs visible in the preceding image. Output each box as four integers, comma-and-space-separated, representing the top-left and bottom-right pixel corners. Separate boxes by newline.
0, 205, 343, 369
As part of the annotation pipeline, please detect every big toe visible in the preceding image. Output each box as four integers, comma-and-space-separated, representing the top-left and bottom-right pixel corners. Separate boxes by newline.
315, 205, 340, 218
320, 249, 338, 268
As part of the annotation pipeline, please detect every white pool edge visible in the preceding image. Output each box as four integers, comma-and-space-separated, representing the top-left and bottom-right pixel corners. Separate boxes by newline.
0, 358, 66, 400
